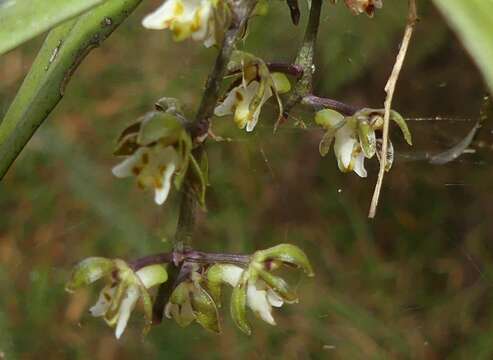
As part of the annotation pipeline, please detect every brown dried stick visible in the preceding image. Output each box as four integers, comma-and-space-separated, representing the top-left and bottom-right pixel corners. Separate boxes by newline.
368, 0, 418, 218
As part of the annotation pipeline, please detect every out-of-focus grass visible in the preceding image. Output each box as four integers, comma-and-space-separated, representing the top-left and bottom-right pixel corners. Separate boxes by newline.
1, 1, 493, 359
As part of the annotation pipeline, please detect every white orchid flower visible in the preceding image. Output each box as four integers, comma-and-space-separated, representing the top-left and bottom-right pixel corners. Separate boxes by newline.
66, 257, 167, 339
142, 0, 229, 48
112, 143, 180, 205
207, 264, 285, 326
316, 108, 412, 178
89, 263, 168, 339
333, 121, 368, 177
214, 52, 291, 132
214, 81, 273, 132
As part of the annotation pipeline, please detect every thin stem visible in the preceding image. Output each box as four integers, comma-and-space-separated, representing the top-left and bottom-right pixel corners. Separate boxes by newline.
368, 0, 417, 218
153, 0, 256, 322
129, 250, 251, 271
190, 6, 253, 140
283, 0, 323, 117
302, 94, 357, 116
129, 253, 173, 271
266, 63, 304, 78
185, 250, 251, 266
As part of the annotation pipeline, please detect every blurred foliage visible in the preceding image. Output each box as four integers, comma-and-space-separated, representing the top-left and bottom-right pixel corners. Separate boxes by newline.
433, 0, 493, 95
1, 0, 493, 359
0, 0, 105, 55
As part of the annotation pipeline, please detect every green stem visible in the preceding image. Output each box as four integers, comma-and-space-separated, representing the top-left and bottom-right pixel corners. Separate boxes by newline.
0, 0, 143, 180
283, 0, 323, 116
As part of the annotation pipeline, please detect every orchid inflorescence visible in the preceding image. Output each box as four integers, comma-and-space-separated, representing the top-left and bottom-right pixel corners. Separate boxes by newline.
66, 0, 411, 340
67, 244, 313, 338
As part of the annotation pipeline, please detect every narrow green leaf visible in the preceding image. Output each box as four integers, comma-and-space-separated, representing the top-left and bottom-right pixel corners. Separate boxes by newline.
0, 0, 107, 55
433, 0, 493, 94
0, 0, 143, 179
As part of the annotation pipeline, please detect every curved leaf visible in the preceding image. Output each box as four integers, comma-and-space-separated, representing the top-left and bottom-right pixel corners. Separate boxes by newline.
0, 0, 107, 55
0, 0, 143, 179
433, 0, 493, 94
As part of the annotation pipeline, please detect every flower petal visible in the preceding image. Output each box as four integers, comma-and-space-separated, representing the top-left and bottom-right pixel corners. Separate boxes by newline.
353, 151, 368, 178
112, 148, 148, 178
115, 285, 140, 339
154, 162, 176, 205
246, 283, 275, 325
267, 289, 284, 308
246, 84, 272, 132
142, 0, 180, 30
334, 124, 357, 171
90, 285, 116, 317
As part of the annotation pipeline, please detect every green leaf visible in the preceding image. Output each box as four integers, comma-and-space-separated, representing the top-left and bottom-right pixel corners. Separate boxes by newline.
0, 0, 143, 179
433, 0, 493, 94
0, 0, 106, 55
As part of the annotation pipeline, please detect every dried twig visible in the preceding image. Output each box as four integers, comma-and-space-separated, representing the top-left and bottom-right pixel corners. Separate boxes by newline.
368, 0, 417, 218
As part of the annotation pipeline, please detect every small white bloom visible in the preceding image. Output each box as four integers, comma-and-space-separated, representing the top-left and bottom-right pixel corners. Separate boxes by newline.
333, 122, 368, 177
112, 144, 180, 205
142, 0, 228, 48
214, 81, 273, 132
89, 263, 167, 339
315, 108, 406, 178
212, 264, 285, 326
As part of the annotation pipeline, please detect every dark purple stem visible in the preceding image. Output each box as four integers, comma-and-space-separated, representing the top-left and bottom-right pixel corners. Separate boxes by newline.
130, 250, 251, 271
267, 63, 304, 78
302, 94, 358, 116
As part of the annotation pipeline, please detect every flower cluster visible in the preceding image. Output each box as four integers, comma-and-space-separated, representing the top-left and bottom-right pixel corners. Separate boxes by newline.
142, 0, 231, 47
112, 98, 206, 206
315, 108, 412, 177
66, 244, 313, 338
214, 51, 291, 132
66, 257, 168, 338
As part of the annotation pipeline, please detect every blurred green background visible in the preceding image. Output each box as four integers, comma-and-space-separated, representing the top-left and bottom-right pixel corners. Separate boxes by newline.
1, 0, 493, 358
